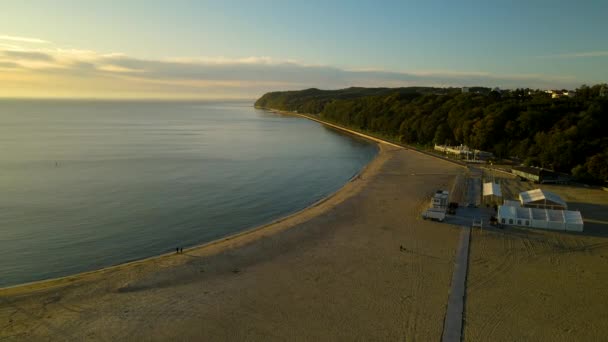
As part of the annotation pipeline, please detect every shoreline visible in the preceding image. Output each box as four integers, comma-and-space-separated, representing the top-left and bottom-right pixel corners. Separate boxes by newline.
0, 115, 397, 294
259, 107, 467, 167
1, 117, 467, 340
268, 109, 404, 149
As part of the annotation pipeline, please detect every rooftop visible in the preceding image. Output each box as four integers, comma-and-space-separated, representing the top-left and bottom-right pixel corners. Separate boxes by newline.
483, 182, 502, 197
498, 205, 583, 225
519, 189, 567, 208
512, 166, 555, 176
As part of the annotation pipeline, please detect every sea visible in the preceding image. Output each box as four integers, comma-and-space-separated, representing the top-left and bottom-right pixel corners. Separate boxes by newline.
0, 100, 377, 287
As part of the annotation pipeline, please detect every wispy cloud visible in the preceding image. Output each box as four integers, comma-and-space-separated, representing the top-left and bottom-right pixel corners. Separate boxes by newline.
166, 56, 298, 65
0, 61, 19, 68
2, 50, 55, 61
0, 39, 582, 98
537, 51, 608, 58
0, 34, 50, 44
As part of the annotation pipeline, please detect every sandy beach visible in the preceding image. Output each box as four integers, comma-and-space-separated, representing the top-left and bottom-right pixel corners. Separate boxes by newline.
463, 170, 608, 341
3, 114, 608, 341
1, 127, 466, 340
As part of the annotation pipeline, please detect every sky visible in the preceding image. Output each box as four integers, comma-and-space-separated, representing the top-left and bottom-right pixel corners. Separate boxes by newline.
1, 0, 607, 99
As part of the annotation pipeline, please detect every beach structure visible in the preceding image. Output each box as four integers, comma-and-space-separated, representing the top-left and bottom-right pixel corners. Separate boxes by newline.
519, 189, 567, 210
431, 190, 449, 209
483, 182, 502, 204
511, 166, 569, 184
422, 190, 448, 221
512, 166, 548, 183
497, 200, 583, 232
434, 144, 493, 162
544, 89, 575, 98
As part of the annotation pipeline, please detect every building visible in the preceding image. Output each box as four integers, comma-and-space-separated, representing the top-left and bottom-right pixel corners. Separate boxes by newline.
422, 190, 449, 221
512, 166, 545, 182
483, 182, 502, 204
434, 144, 467, 157
497, 200, 583, 232
431, 190, 449, 209
519, 189, 567, 210
462, 87, 469, 93
434, 144, 494, 161
511, 166, 569, 184
545, 89, 575, 99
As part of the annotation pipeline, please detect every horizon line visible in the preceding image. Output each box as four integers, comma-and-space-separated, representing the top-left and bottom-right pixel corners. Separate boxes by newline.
0, 96, 258, 102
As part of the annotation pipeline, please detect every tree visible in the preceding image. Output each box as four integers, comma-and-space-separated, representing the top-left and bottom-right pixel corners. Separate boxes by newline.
255, 85, 608, 182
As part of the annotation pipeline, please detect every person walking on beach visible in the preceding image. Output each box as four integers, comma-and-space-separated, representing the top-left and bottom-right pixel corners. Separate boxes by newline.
180, 247, 183, 254
176, 247, 179, 254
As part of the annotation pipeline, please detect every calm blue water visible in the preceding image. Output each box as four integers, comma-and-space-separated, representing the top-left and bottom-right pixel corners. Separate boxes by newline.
0, 100, 377, 287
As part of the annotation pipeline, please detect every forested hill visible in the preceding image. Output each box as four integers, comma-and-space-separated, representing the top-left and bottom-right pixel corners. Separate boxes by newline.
255, 85, 608, 183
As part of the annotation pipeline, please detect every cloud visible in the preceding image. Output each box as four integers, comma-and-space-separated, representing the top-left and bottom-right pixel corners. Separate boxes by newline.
96, 64, 145, 73
167, 56, 295, 65
2, 50, 55, 61
0, 34, 50, 44
0, 41, 583, 99
94, 55, 576, 89
0, 61, 19, 68
537, 51, 608, 58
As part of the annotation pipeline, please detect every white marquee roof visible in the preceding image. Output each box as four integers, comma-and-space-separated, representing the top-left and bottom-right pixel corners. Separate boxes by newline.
498, 205, 583, 225
483, 182, 502, 197
519, 189, 567, 208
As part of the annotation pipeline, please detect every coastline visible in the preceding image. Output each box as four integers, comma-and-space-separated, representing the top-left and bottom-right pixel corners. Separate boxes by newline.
1, 113, 468, 340
267, 109, 404, 149
260, 107, 467, 167
0, 114, 394, 295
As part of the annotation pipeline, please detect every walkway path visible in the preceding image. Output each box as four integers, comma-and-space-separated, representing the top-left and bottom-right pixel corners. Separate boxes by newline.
442, 225, 471, 342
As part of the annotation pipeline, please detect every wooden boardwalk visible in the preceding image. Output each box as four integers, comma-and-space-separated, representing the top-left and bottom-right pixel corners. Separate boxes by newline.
442, 225, 471, 342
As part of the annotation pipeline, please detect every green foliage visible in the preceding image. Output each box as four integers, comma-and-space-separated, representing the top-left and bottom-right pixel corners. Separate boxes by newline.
255, 86, 608, 183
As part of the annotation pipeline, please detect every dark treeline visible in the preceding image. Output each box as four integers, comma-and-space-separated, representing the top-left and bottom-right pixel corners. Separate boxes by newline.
255, 85, 608, 183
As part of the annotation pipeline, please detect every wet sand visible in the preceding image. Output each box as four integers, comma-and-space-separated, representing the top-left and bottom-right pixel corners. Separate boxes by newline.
1, 140, 466, 341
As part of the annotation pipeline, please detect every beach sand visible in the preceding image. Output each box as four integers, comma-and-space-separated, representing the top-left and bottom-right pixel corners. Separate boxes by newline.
1, 142, 466, 341
463, 170, 608, 341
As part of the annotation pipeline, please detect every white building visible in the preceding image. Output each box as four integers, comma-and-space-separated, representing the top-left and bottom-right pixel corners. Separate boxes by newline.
497, 204, 583, 232
431, 190, 449, 209
483, 182, 502, 204
434, 144, 494, 161
519, 189, 567, 210
546, 89, 574, 99
497, 192, 582, 232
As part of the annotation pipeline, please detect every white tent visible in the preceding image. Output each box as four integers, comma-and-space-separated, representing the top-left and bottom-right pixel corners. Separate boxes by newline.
497, 205, 583, 232
483, 182, 502, 197
564, 210, 584, 232
519, 189, 567, 210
